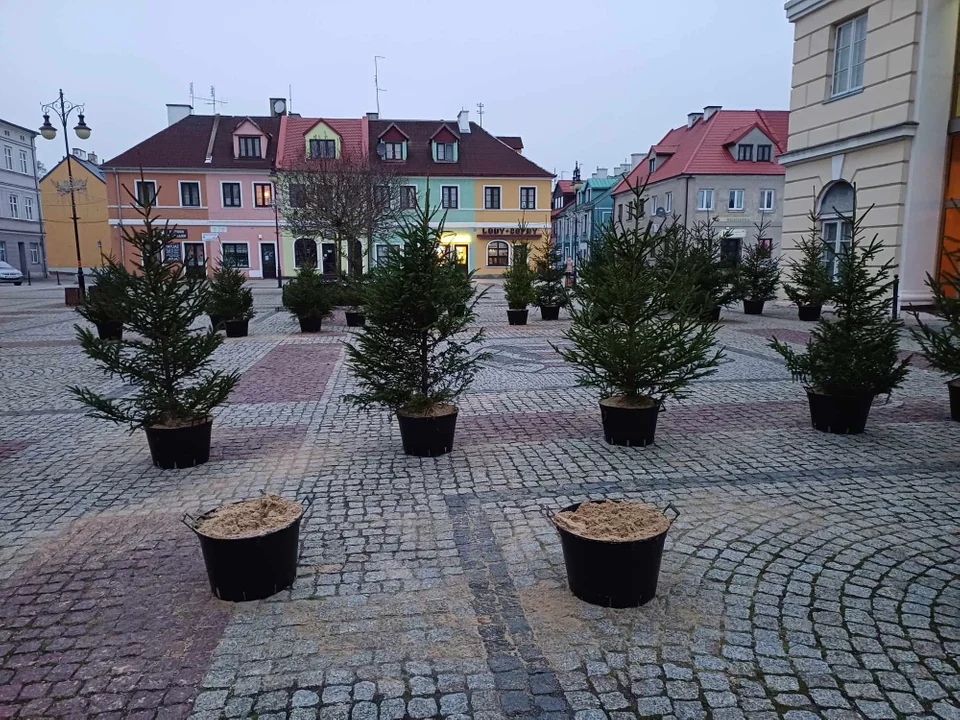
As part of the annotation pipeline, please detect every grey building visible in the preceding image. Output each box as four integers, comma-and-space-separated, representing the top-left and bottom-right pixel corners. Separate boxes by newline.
0, 119, 44, 276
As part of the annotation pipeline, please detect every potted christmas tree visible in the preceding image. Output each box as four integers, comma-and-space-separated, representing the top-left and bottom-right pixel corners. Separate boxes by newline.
339, 274, 367, 327
344, 197, 487, 457
770, 203, 910, 434
784, 208, 835, 321
282, 263, 334, 333
502, 241, 537, 325
534, 238, 568, 321
911, 247, 960, 421
207, 259, 255, 338
75, 259, 130, 341
657, 219, 739, 322
69, 195, 239, 469
736, 226, 781, 315
556, 187, 724, 446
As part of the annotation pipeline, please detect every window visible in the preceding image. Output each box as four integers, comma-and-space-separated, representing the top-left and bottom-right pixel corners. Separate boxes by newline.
29, 243, 40, 265
832, 13, 868, 97
664, 192, 673, 214
720, 237, 741, 266
441, 186, 459, 209
823, 220, 852, 279
180, 181, 201, 207
757, 144, 772, 162
238, 136, 261, 158
254, 183, 273, 207
222, 182, 242, 208
0, 242, 5, 262
222, 243, 250, 268
760, 189, 775, 212
3, 146, 11, 170
289, 184, 306, 208
738, 144, 753, 161
135, 180, 157, 207
651, 195, 659, 215
618, 204, 623, 222
375, 244, 390, 267
19, 150, 28, 174
24, 196, 33, 220
520, 187, 536, 210
8, 194, 18, 218
309, 139, 336, 159
436, 142, 455, 162
487, 240, 509, 267
294, 238, 318, 268
384, 142, 404, 160
728, 189, 745, 211
400, 185, 417, 209
484, 186, 501, 209
648, 157, 656, 174
697, 189, 714, 211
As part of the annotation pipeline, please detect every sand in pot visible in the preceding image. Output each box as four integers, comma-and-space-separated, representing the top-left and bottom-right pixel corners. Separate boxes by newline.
195, 495, 303, 539
554, 499, 670, 542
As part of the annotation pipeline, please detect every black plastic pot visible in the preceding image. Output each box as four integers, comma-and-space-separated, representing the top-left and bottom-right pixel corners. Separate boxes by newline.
743, 299, 765, 315
949, 380, 960, 421
798, 304, 822, 322
396, 407, 458, 457
806, 389, 874, 434
224, 319, 248, 338
96, 321, 123, 341
507, 309, 528, 326
298, 316, 322, 333
209, 314, 224, 331
701, 306, 721, 323
540, 305, 561, 321
185, 498, 307, 602
345, 311, 366, 327
552, 501, 678, 608
599, 397, 660, 446
144, 418, 213, 469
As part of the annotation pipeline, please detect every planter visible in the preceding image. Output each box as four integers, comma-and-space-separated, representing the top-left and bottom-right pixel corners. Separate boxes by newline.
949, 379, 960, 422
798, 304, 822, 322
64, 287, 82, 306
743, 299, 765, 315
96, 321, 123, 341
805, 389, 874, 434
599, 396, 660, 447
209, 314, 225, 331
298, 316, 322, 333
540, 305, 561, 321
185, 497, 306, 602
224, 319, 249, 338
552, 501, 678, 608
396, 406, 458, 457
507, 309, 528, 326
701, 306, 721, 323
345, 311, 366, 327
144, 418, 213, 469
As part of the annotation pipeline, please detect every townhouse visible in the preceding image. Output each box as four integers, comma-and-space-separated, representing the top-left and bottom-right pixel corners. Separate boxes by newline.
0, 118, 44, 276
554, 164, 629, 263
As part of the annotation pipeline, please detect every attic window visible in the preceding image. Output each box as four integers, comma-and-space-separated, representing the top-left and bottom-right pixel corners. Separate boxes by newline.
238, 136, 261, 158
757, 144, 772, 162
310, 139, 336, 159
738, 144, 753, 161
648, 157, 656, 173
436, 142, 455, 162
384, 142, 404, 160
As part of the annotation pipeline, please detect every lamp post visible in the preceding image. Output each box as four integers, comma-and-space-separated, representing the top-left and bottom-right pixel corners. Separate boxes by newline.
270, 175, 284, 288
40, 89, 91, 297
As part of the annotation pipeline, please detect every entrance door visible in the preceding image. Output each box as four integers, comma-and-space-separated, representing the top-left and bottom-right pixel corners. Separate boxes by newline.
260, 243, 277, 279
321, 243, 337, 275
448, 243, 469, 273
183, 242, 206, 277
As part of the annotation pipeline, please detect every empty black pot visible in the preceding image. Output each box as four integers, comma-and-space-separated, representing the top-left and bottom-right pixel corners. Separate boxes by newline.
553, 501, 678, 608
225, 319, 249, 338
540, 305, 561, 321
701, 306, 721, 323
806, 389, 874, 434
298, 315, 322, 333
185, 498, 306, 602
949, 380, 959, 421
144, 418, 213, 469
743, 299, 765, 315
507, 309, 528, 326
209, 314, 225, 331
96, 321, 123, 341
345, 311, 366, 327
599, 398, 660, 446
396, 407, 458, 457
798, 305, 822, 322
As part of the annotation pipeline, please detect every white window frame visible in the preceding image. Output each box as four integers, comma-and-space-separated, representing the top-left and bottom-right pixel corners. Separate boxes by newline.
822, 219, 852, 279
8, 194, 19, 218
29, 242, 40, 264
484, 185, 502, 210
19, 149, 28, 174
220, 181, 243, 208
178, 180, 202, 208
384, 141, 404, 160
664, 192, 673, 214
374, 243, 390, 267
831, 13, 868, 98
135, 179, 157, 207
436, 142, 455, 162
519, 186, 537, 210
24, 196, 33, 220
651, 195, 659, 214
0, 241, 5, 262
728, 189, 745, 212
759, 189, 775, 212
440, 185, 459, 209
221, 241, 251, 269
697, 188, 714, 211
253, 181, 274, 208
3, 146, 11, 170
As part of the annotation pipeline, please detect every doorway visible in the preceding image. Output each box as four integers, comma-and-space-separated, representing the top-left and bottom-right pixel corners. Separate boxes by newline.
321, 243, 337, 275
260, 243, 277, 279
448, 243, 469, 273
183, 242, 206, 277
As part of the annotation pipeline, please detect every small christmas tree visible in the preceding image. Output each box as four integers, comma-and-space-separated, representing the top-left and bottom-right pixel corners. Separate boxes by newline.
534, 238, 568, 310
207, 259, 254, 322
282, 263, 334, 332
783, 207, 835, 310
736, 222, 781, 312
657, 218, 739, 319
911, 247, 960, 397
76, 258, 130, 329
502, 241, 537, 310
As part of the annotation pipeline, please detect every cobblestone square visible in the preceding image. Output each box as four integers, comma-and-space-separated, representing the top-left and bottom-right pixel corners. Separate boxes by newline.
1, 281, 958, 719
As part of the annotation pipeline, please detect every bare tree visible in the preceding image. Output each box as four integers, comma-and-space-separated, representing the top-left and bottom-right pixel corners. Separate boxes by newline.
275, 154, 403, 278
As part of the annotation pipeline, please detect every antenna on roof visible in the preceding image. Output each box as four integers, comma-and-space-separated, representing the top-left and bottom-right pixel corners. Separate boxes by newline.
189, 83, 228, 114
476, 102, 484, 128
374, 56, 386, 115
289, 84, 293, 114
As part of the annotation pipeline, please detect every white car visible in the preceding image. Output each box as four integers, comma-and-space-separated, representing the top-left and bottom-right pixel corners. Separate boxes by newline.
0, 261, 23, 285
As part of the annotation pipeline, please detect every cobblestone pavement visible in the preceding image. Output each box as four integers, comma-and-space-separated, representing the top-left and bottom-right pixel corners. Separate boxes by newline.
1, 280, 958, 720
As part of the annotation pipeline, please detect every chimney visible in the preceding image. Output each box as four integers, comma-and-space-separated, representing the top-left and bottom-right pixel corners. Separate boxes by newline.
86, 152, 99, 165
703, 105, 722, 121
687, 112, 704, 128
595, 167, 608, 178
166, 103, 192, 127
631, 153, 645, 169
457, 109, 471, 133
269, 98, 288, 117
72, 148, 86, 160
366, 112, 379, 120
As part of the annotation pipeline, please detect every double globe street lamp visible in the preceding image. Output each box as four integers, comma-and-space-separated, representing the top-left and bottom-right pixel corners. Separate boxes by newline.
40, 89, 92, 297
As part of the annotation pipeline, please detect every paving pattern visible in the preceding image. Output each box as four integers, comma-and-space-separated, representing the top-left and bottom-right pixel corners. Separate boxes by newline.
0, 280, 958, 720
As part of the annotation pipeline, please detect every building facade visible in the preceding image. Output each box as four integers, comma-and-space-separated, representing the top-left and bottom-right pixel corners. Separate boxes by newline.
554, 168, 624, 263
40, 149, 110, 272
0, 119, 44, 276
781, 0, 959, 305
611, 107, 789, 261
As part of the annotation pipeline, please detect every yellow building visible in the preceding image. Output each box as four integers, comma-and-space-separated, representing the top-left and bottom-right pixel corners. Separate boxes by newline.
40, 151, 110, 272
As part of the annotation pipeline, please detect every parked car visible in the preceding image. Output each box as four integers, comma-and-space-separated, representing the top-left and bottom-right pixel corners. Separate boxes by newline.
0, 262, 23, 286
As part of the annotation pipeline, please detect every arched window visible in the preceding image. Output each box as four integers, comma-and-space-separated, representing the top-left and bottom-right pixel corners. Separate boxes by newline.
818, 181, 855, 279
487, 240, 509, 267
818, 180, 854, 218
294, 238, 318, 268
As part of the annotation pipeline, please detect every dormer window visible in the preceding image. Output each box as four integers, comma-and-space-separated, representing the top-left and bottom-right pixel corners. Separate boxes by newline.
310, 139, 336, 159
436, 142, 455, 162
757, 144, 772, 162
648, 157, 656, 173
238, 136, 261, 158
738, 144, 753, 161
384, 142, 404, 160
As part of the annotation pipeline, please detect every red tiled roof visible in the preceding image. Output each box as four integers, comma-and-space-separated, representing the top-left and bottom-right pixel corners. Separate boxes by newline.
497, 136, 524, 151
102, 114, 280, 169
555, 180, 574, 193
368, 120, 552, 178
278, 116, 364, 168
612, 109, 789, 196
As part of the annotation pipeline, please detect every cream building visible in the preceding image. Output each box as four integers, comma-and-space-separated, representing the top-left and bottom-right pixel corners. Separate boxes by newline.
781, 0, 960, 307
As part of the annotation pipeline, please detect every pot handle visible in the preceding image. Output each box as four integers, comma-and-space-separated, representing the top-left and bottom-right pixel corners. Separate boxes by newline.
297, 495, 315, 561
180, 512, 198, 534
663, 503, 680, 524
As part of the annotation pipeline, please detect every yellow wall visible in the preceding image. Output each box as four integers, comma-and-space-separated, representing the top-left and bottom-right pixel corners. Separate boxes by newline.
304, 121, 342, 159
471, 178, 551, 276
40, 159, 110, 270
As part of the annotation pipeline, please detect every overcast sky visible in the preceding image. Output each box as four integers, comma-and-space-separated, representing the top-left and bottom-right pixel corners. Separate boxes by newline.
2, 0, 794, 178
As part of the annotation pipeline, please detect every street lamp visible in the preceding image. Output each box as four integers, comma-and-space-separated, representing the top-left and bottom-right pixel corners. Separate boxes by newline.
40, 89, 91, 297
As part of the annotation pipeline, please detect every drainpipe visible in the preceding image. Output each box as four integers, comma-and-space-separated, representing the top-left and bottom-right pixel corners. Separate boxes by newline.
114, 172, 125, 267
683, 176, 691, 228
